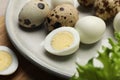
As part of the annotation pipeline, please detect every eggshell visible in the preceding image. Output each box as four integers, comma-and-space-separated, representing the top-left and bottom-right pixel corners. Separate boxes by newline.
44, 4, 79, 32
75, 16, 106, 44
78, 0, 95, 7
19, 0, 50, 28
94, 0, 120, 20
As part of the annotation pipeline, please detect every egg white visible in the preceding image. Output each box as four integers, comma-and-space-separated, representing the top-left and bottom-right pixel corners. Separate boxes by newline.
114, 12, 120, 32
0, 46, 18, 75
44, 27, 80, 56
75, 16, 106, 44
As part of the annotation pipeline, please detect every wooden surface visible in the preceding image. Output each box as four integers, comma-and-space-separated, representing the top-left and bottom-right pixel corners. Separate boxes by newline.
0, 16, 66, 80
0, 0, 67, 80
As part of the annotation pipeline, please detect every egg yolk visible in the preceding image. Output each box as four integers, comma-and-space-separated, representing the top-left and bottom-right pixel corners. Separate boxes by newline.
51, 31, 74, 50
0, 51, 12, 71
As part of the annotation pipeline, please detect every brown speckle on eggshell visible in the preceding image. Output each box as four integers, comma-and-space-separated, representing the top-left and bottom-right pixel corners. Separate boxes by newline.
38, 3, 45, 9
24, 19, 31, 25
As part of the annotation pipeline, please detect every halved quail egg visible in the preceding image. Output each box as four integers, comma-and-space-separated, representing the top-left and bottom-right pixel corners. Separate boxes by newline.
44, 27, 80, 56
0, 46, 18, 75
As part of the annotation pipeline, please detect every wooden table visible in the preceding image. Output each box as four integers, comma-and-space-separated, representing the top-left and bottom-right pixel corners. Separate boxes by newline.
0, 0, 66, 80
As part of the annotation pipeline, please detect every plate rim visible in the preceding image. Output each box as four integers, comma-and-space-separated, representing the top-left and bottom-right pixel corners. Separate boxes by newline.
5, 0, 72, 78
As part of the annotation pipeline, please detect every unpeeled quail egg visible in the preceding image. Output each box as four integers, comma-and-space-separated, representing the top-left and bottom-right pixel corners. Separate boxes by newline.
44, 27, 80, 56
45, 4, 79, 32
77, 0, 95, 7
0, 46, 18, 75
75, 16, 106, 44
94, 0, 120, 20
19, 0, 50, 28
52, 0, 74, 7
113, 12, 120, 32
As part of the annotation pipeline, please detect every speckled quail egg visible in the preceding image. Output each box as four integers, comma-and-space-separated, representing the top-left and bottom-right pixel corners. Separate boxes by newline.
19, 0, 50, 28
75, 16, 106, 44
113, 12, 120, 32
44, 4, 79, 32
0, 46, 18, 75
52, 0, 74, 7
77, 0, 95, 7
44, 27, 80, 56
94, 0, 120, 20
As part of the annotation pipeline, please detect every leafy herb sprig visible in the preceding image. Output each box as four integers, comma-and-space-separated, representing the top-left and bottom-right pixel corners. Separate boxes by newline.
70, 32, 120, 80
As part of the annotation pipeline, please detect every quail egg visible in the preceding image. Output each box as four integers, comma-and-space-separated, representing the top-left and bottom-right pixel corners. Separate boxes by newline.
19, 0, 50, 28
52, 0, 74, 7
0, 46, 18, 75
94, 0, 120, 20
113, 12, 120, 32
45, 4, 79, 32
44, 27, 80, 56
75, 16, 106, 44
77, 0, 95, 7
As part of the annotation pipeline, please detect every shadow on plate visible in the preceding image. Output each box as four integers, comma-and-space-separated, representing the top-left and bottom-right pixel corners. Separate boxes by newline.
44, 41, 101, 62
44, 50, 77, 62
77, 5, 94, 14
18, 22, 46, 32
79, 42, 99, 50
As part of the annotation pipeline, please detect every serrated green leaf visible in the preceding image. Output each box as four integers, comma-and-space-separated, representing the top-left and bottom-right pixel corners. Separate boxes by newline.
70, 32, 120, 80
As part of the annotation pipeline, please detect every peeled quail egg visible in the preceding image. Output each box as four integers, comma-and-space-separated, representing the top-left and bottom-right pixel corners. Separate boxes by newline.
75, 16, 106, 44
45, 4, 79, 32
0, 46, 18, 75
44, 27, 80, 56
19, 0, 50, 28
113, 12, 120, 32
52, 0, 74, 7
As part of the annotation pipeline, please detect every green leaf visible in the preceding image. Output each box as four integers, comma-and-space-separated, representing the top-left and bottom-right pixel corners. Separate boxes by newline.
70, 32, 120, 80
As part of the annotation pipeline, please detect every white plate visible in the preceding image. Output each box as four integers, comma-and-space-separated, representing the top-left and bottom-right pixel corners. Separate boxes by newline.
5, 0, 114, 78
